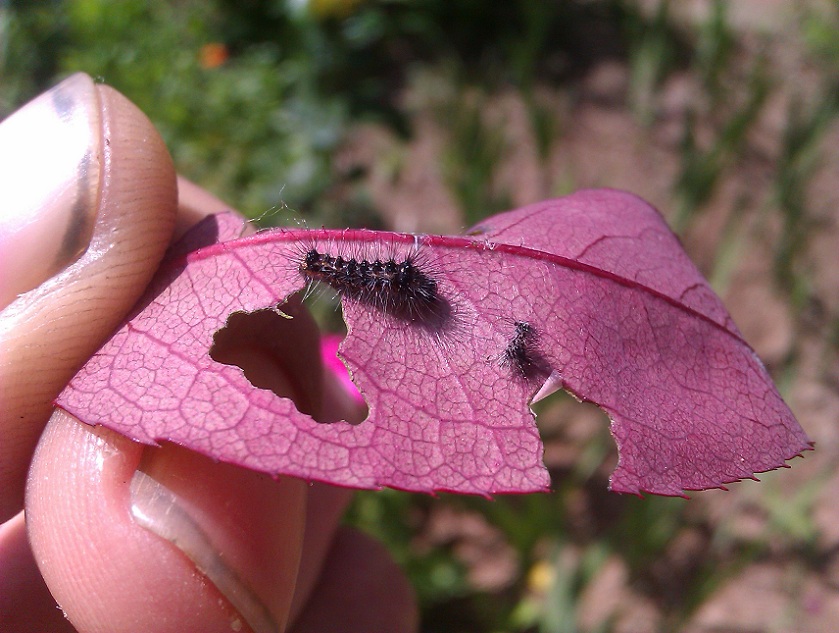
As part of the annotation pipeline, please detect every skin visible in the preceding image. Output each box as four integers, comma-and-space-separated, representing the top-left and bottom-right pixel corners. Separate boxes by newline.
0, 73, 417, 633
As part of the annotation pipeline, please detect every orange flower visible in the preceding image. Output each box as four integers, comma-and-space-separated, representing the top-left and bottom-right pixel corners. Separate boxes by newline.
199, 43, 228, 69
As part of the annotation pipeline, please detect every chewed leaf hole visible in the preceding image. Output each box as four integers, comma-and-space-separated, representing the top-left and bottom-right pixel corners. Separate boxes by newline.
210, 301, 330, 422
298, 292, 370, 425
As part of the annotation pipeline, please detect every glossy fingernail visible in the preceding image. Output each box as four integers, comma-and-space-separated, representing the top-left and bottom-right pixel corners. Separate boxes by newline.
128, 446, 305, 633
0, 73, 102, 308
130, 470, 279, 633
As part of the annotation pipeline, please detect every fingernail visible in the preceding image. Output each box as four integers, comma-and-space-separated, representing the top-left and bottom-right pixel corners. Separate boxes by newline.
130, 470, 279, 633
0, 73, 102, 308
128, 446, 305, 633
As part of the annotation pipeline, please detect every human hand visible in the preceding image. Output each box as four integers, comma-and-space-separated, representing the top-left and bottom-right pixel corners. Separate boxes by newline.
0, 73, 417, 633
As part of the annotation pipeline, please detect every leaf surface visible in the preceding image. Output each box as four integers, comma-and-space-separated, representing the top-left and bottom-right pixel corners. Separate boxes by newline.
56, 189, 811, 496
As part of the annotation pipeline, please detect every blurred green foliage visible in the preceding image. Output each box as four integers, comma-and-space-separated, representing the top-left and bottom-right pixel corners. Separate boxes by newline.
3, 1, 837, 631
0, 0, 648, 225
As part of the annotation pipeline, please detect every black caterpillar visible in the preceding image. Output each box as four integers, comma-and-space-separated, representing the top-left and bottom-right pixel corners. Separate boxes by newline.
299, 248, 447, 326
503, 320, 550, 381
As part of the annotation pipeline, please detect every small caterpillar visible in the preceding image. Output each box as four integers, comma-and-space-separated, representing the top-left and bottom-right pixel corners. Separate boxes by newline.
299, 247, 448, 327
503, 320, 550, 381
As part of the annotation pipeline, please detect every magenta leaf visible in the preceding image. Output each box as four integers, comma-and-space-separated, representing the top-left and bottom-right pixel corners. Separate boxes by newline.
56, 189, 810, 496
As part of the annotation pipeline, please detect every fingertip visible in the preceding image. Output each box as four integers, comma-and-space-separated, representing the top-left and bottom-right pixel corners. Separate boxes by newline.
0, 74, 177, 521
0, 72, 101, 308
0, 511, 76, 633
27, 410, 306, 633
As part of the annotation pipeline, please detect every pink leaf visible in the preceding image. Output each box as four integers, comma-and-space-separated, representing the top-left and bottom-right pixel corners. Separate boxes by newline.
56, 189, 811, 496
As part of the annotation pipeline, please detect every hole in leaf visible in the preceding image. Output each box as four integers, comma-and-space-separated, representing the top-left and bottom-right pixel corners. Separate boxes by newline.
532, 390, 614, 487
210, 298, 328, 422
210, 296, 368, 425
298, 290, 370, 425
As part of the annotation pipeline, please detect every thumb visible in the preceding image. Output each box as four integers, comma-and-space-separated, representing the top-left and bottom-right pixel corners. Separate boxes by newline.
0, 73, 177, 520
